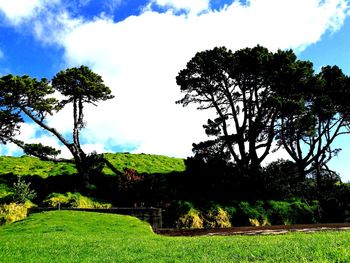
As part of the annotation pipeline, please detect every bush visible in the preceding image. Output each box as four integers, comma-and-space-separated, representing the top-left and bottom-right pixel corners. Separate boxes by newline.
267, 199, 319, 225
267, 200, 293, 225
235, 201, 270, 226
0, 203, 27, 225
290, 199, 319, 224
12, 177, 36, 204
43, 192, 112, 209
203, 205, 231, 228
176, 201, 203, 229
177, 208, 203, 229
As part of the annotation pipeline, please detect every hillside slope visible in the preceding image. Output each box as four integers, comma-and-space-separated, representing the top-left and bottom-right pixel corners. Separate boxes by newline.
0, 153, 186, 178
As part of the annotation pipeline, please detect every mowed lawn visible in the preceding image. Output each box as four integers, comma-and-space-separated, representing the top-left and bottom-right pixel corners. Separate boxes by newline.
0, 211, 349, 262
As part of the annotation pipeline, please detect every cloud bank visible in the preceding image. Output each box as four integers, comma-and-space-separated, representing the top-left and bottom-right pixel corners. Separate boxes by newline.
0, 0, 60, 25
0, 0, 349, 159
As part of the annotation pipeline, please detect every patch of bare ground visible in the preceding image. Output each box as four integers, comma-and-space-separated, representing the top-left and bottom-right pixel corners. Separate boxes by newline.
156, 223, 350, 236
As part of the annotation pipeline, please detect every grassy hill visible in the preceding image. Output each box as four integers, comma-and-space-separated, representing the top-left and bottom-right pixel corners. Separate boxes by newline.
0, 153, 186, 178
0, 153, 186, 200
102, 153, 185, 175
0, 156, 76, 178
0, 211, 349, 262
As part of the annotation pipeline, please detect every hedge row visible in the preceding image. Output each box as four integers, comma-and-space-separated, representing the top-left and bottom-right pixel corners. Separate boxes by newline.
175, 199, 319, 228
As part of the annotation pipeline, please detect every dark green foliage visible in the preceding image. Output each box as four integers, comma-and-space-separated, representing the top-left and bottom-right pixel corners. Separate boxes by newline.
177, 45, 350, 202
267, 199, 319, 225
262, 159, 309, 199
52, 65, 113, 106
290, 199, 319, 224
266, 200, 294, 225
229, 200, 320, 226
181, 154, 239, 202
23, 143, 61, 159
277, 65, 350, 179
234, 201, 269, 226
176, 46, 317, 178
317, 182, 350, 223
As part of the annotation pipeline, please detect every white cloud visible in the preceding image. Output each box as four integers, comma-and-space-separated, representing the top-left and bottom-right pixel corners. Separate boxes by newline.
150, 0, 210, 14
0, 0, 60, 25
1, 0, 349, 161
49, 0, 348, 158
33, 11, 82, 44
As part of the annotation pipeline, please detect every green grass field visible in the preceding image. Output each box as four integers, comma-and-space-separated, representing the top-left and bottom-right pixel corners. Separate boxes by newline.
0, 211, 349, 262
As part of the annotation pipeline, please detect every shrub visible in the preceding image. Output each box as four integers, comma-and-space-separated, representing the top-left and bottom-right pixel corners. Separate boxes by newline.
176, 201, 203, 229
177, 208, 203, 229
267, 200, 293, 225
266, 199, 319, 225
235, 201, 270, 226
12, 177, 36, 204
43, 192, 112, 209
203, 205, 231, 228
224, 206, 237, 225
43, 192, 71, 207
0, 203, 27, 225
290, 199, 319, 224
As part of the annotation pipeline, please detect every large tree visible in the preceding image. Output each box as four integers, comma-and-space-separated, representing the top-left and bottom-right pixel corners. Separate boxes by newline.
176, 46, 312, 177
277, 65, 350, 184
0, 66, 114, 188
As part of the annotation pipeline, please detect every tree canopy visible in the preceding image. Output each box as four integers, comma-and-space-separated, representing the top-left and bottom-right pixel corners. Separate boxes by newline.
177, 46, 350, 179
0, 65, 114, 188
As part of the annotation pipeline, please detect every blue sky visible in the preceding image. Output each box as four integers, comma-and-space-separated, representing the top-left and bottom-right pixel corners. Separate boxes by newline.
0, 0, 349, 181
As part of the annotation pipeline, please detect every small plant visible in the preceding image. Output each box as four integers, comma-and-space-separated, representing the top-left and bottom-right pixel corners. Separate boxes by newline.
12, 177, 37, 204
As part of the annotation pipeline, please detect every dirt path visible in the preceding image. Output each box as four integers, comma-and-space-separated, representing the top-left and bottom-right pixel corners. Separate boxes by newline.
156, 223, 350, 236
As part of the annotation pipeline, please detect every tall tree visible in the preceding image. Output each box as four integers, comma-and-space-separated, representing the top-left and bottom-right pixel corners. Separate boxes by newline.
176, 46, 311, 177
277, 65, 350, 184
0, 66, 114, 188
